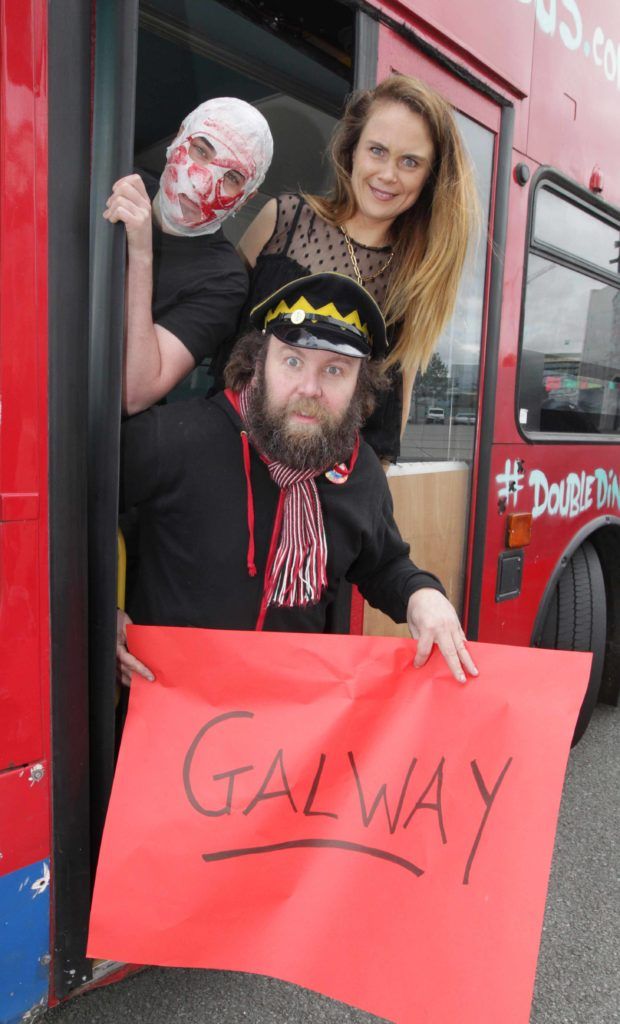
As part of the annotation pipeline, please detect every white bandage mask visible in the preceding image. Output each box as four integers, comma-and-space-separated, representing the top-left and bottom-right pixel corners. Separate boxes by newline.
157, 97, 273, 236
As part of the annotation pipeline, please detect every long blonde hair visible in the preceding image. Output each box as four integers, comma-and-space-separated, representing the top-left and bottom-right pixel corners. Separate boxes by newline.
305, 74, 478, 377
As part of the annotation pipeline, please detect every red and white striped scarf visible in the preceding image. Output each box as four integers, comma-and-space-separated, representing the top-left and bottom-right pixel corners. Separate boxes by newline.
239, 385, 328, 608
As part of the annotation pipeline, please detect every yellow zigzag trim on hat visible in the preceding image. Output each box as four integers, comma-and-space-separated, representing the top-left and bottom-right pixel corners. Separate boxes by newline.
265, 297, 369, 337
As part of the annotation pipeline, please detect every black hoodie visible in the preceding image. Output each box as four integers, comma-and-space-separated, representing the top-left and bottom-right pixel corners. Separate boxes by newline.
121, 392, 444, 632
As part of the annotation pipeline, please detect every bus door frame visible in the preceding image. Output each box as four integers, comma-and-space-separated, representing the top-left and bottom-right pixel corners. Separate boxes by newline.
363, 12, 514, 638
49, 0, 139, 1000
51, 0, 358, 999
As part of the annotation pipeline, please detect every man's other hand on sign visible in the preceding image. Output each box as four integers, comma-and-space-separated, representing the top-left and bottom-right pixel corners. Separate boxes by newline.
117, 609, 153, 687
407, 588, 478, 683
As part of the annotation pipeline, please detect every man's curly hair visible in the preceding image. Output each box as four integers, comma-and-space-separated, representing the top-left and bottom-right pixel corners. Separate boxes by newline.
224, 329, 388, 421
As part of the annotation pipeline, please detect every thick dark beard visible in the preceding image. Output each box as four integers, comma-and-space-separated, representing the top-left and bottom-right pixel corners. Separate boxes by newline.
245, 368, 364, 473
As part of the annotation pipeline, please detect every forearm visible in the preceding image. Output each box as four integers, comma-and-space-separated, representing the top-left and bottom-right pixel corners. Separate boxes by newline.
123, 248, 164, 414
357, 558, 445, 624
103, 172, 180, 414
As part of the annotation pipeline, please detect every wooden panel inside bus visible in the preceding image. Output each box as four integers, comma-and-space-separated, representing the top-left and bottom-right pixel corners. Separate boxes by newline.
363, 464, 470, 637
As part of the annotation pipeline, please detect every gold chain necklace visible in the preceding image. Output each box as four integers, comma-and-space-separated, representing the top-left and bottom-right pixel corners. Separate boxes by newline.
339, 225, 395, 286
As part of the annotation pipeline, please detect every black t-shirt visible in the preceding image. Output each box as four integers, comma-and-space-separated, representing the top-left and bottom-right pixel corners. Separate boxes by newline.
142, 170, 249, 365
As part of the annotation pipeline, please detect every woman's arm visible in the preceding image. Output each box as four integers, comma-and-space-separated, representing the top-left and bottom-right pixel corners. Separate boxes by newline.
237, 197, 278, 269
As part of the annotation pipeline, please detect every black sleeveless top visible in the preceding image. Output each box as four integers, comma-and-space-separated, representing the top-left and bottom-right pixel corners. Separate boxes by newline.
212, 194, 403, 461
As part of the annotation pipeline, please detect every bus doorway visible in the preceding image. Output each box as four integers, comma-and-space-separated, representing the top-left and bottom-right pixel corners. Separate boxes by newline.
56, 0, 360, 1004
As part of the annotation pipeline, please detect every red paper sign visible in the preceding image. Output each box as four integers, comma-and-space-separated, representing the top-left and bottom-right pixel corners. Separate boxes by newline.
88, 628, 589, 1024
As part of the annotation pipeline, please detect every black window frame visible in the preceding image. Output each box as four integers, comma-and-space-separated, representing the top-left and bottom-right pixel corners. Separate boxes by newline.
139, 0, 353, 117
516, 167, 620, 445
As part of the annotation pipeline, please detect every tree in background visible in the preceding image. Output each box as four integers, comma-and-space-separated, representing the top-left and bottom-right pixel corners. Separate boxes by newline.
417, 352, 449, 399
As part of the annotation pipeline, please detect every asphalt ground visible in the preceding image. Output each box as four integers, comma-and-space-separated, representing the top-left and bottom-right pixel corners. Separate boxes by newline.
40, 704, 619, 1024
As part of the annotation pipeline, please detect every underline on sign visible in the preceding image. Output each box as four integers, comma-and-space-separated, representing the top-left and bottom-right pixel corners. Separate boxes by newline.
202, 839, 424, 876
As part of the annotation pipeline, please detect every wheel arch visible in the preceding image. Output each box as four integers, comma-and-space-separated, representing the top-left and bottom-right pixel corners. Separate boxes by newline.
531, 515, 620, 707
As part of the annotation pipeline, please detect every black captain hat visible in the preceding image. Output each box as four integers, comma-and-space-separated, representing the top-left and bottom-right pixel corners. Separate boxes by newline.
249, 272, 387, 360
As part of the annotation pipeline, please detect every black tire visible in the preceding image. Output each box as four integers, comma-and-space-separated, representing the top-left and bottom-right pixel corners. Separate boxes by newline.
539, 540, 606, 745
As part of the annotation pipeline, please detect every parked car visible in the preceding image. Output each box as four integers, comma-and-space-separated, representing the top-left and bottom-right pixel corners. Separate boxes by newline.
425, 407, 445, 424
452, 411, 476, 425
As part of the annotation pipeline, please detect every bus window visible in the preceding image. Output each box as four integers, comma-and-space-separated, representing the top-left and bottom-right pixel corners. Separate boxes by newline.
533, 186, 620, 273
401, 111, 493, 460
518, 183, 620, 437
366, 110, 494, 623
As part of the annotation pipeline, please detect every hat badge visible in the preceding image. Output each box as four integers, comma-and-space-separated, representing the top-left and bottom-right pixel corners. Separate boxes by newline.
290, 308, 306, 325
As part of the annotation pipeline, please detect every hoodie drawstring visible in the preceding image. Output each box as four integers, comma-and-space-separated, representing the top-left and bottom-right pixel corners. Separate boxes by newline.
240, 430, 257, 577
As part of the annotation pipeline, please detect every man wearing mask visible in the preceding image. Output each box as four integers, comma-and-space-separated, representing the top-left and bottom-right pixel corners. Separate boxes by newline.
104, 97, 273, 414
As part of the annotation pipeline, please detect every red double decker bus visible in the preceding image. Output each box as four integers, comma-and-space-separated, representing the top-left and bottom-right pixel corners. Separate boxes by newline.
1, 1, 618, 1018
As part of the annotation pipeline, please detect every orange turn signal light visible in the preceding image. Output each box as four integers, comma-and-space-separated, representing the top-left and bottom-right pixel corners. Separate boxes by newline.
506, 512, 532, 549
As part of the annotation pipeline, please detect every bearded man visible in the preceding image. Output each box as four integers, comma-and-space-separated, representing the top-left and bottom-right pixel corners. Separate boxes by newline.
116, 273, 478, 685
104, 97, 273, 414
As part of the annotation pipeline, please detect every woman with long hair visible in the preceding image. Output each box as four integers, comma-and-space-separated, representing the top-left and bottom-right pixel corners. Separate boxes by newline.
226, 73, 478, 461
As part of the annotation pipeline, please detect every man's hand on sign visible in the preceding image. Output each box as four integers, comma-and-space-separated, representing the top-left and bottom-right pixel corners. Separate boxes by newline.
407, 588, 478, 684
103, 173, 153, 256
116, 609, 155, 687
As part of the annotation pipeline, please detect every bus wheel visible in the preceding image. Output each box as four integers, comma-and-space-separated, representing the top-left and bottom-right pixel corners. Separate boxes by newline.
539, 540, 606, 745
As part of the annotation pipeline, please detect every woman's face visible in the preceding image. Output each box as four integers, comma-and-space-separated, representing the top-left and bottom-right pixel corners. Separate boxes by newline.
350, 101, 435, 228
